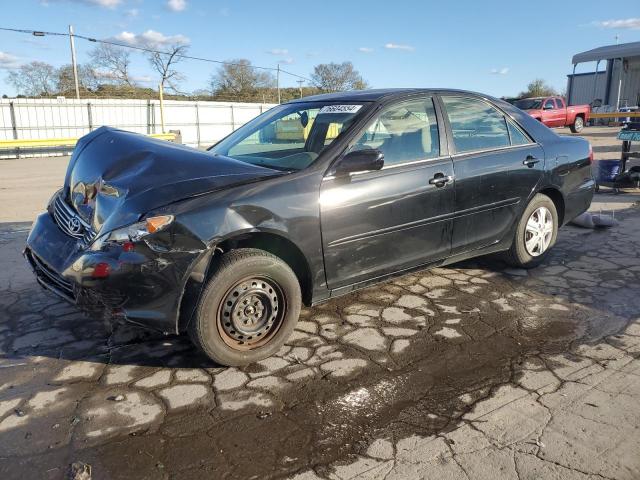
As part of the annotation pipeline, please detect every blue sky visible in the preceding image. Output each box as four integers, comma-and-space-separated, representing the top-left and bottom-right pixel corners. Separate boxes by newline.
0, 0, 638, 98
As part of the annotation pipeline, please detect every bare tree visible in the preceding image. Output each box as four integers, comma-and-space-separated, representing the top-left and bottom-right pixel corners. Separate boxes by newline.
311, 62, 368, 92
210, 59, 275, 100
147, 44, 188, 93
89, 43, 134, 86
519, 79, 558, 98
56, 64, 101, 93
6, 61, 57, 96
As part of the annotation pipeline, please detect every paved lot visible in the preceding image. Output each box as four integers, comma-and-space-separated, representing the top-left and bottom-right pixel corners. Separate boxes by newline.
1, 127, 639, 479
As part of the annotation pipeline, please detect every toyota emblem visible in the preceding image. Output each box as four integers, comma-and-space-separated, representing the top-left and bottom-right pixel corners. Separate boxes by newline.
68, 216, 82, 234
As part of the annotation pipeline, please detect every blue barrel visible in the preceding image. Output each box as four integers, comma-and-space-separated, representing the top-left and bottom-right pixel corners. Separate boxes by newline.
595, 160, 621, 183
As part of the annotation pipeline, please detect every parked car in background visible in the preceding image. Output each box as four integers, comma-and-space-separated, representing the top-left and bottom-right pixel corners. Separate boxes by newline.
25, 89, 595, 366
511, 96, 590, 133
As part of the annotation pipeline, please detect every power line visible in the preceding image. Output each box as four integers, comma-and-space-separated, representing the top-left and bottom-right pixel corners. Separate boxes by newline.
0, 26, 315, 84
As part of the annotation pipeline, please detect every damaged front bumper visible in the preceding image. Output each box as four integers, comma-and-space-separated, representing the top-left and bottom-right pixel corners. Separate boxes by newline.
24, 211, 205, 333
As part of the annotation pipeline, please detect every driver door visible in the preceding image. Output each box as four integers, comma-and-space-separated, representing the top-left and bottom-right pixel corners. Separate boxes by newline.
320, 97, 454, 291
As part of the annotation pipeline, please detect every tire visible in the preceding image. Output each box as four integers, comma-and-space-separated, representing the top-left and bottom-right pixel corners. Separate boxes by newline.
570, 116, 584, 133
503, 194, 558, 269
189, 248, 301, 366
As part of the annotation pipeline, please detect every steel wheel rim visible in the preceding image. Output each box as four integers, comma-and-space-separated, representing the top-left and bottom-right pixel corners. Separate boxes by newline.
217, 276, 285, 351
575, 117, 583, 129
524, 206, 553, 257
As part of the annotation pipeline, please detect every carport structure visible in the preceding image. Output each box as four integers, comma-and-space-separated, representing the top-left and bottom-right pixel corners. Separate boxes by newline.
567, 41, 640, 109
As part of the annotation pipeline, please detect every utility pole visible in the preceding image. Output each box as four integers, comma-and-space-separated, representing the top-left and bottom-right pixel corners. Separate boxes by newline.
276, 64, 281, 104
296, 79, 304, 98
158, 83, 166, 134
68, 25, 80, 99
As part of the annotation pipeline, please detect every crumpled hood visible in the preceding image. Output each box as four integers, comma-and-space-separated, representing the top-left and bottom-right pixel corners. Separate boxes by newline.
64, 126, 281, 234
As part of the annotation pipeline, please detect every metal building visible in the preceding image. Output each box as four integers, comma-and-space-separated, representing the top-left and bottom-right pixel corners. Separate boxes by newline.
566, 41, 640, 108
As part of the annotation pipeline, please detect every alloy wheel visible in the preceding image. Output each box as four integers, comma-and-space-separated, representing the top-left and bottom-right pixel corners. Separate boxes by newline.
524, 206, 554, 257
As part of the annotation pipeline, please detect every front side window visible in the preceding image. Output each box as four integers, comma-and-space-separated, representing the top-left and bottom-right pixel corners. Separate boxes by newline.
210, 102, 365, 171
441, 96, 510, 153
544, 99, 555, 110
349, 98, 440, 166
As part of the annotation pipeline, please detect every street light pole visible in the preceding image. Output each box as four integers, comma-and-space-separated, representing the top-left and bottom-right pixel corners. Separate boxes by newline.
68, 25, 80, 99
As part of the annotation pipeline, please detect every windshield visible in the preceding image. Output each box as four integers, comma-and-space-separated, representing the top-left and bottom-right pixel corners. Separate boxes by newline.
513, 99, 543, 110
209, 102, 367, 171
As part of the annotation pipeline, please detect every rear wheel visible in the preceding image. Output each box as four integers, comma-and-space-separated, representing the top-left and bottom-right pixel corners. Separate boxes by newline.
570, 116, 584, 133
189, 248, 301, 366
503, 194, 558, 269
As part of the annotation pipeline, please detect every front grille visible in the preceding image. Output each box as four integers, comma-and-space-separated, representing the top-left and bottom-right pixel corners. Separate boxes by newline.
26, 249, 75, 302
52, 194, 96, 244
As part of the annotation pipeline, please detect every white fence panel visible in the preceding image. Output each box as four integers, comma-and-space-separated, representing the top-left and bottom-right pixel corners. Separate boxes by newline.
0, 98, 276, 157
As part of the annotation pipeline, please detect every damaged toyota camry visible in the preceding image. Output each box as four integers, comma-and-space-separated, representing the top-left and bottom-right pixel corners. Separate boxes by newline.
25, 89, 594, 366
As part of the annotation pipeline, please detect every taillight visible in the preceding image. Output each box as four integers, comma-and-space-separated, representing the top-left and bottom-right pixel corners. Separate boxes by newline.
588, 144, 593, 164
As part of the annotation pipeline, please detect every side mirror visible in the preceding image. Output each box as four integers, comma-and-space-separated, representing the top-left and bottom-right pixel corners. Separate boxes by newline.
334, 149, 384, 175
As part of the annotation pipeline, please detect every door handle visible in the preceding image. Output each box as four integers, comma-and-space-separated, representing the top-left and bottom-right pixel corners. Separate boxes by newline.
429, 174, 454, 187
523, 155, 540, 168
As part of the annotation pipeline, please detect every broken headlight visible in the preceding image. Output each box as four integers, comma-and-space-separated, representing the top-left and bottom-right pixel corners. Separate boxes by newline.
90, 215, 174, 251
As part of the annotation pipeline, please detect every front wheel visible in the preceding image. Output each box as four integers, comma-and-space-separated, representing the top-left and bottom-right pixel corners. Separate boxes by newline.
503, 194, 558, 268
570, 116, 584, 133
189, 248, 301, 366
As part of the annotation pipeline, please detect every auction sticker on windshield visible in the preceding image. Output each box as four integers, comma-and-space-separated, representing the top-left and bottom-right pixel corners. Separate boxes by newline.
319, 105, 362, 114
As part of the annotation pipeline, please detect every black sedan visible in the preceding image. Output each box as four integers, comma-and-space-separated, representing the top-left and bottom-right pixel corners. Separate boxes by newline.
24, 89, 594, 365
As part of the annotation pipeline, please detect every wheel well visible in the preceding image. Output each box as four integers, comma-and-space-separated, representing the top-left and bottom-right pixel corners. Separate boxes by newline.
538, 188, 565, 225
216, 232, 313, 306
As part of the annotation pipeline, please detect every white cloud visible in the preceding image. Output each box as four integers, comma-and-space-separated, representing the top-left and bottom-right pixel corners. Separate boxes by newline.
278, 58, 294, 65
0, 52, 20, 69
358, 47, 374, 53
46, 0, 122, 7
267, 48, 289, 56
490, 67, 509, 75
133, 75, 154, 83
125, 8, 139, 18
384, 43, 415, 51
115, 30, 190, 48
167, 0, 186, 12
596, 18, 640, 30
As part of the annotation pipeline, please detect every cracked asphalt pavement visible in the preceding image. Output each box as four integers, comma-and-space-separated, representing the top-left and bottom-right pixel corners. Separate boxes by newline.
1, 127, 639, 479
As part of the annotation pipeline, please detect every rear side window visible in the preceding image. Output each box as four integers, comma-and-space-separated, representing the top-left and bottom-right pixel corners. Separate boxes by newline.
441, 96, 510, 153
555, 98, 565, 108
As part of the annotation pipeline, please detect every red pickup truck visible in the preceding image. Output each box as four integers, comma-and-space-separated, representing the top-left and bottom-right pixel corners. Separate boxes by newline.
512, 96, 590, 133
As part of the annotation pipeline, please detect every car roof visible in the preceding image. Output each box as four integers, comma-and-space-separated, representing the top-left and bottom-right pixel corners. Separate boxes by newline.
286, 88, 494, 104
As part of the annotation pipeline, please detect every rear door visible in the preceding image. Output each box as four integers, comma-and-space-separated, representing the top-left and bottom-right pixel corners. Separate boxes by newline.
554, 97, 568, 126
320, 96, 454, 290
439, 95, 544, 254
543, 98, 563, 127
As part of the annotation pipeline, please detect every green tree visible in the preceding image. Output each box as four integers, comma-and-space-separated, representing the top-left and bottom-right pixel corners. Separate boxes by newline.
56, 64, 101, 94
210, 59, 276, 101
519, 79, 557, 98
310, 62, 368, 92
